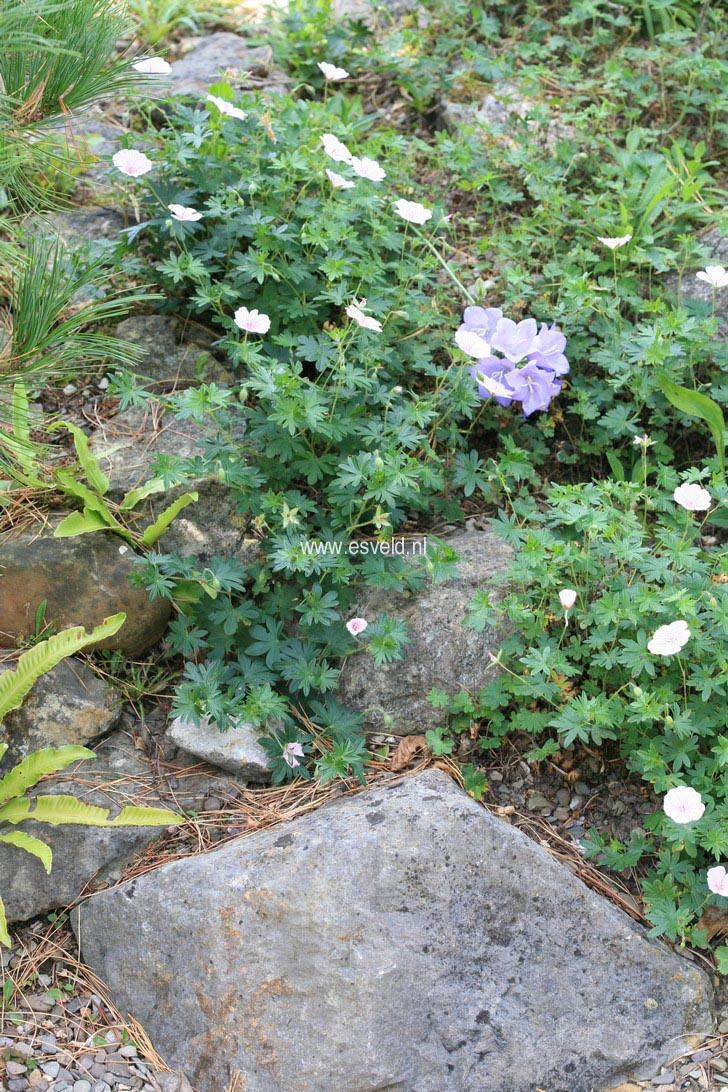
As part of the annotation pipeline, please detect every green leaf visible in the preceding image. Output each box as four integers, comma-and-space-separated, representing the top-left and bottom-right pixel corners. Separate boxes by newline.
0, 894, 9, 947
50, 421, 109, 496
0, 830, 52, 873
0, 746, 96, 807
605, 451, 625, 482
141, 492, 199, 546
119, 477, 167, 510
657, 376, 726, 480
0, 794, 182, 827
716, 946, 728, 975
54, 508, 115, 537
0, 613, 126, 720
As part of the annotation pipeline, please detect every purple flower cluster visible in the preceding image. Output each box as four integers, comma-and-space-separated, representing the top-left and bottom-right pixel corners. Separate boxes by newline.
456, 307, 569, 417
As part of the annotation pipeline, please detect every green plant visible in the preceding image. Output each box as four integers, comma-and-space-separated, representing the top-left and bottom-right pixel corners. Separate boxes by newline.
127, 0, 229, 46
0, 613, 182, 943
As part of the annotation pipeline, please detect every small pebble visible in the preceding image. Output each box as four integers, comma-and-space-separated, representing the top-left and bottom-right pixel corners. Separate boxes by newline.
74, 1081, 93, 1092
63, 383, 77, 395
42, 1063, 60, 1079
119, 1046, 138, 1059
6, 1062, 27, 1076
202, 797, 222, 812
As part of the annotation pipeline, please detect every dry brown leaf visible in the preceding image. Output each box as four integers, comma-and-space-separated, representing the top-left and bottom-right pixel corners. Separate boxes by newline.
697, 904, 728, 940
389, 734, 428, 771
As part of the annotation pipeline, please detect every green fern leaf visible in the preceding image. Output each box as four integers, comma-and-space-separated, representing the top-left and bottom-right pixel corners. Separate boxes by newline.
0, 746, 95, 807
0, 830, 52, 873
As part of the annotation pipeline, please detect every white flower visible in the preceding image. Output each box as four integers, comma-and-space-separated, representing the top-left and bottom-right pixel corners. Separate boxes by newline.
346, 617, 368, 636
233, 306, 270, 334
471, 368, 510, 399
673, 481, 711, 512
325, 168, 354, 189
132, 57, 171, 75
696, 264, 728, 288
597, 234, 632, 250
206, 94, 248, 120
350, 155, 386, 182
647, 620, 691, 656
321, 133, 352, 164
663, 786, 705, 824
455, 328, 491, 359
707, 865, 728, 897
559, 589, 577, 610
632, 433, 652, 447
168, 204, 203, 222
394, 199, 433, 225
112, 149, 153, 177
346, 303, 382, 332
318, 61, 349, 80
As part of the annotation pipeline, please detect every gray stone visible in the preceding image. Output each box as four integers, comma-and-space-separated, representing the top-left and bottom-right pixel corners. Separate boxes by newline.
72, 769, 713, 1092
0, 526, 171, 656
0, 732, 173, 924
164, 34, 291, 101
337, 530, 513, 733
88, 407, 256, 564
0, 657, 121, 771
441, 81, 574, 150
167, 715, 271, 781
110, 315, 232, 389
664, 227, 728, 332
26, 207, 129, 249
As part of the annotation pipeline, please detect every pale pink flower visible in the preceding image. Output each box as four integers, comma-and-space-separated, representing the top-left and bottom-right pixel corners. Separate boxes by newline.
707, 866, 728, 897
112, 148, 153, 177
321, 133, 353, 164
346, 303, 382, 332
673, 481, 711, 512
132, 57, 171, 74
346, 617, 368, 636
455, 328, 491, 358
597, 234, 632, 250
394, 199, 433, 225
351, 156, 386, 182
233, 306, 271, 334
471, 368, 510, 399
648, 620, 691, 657
559, 589, 577, 610
282, 741, 305, 768
696, 265, 728, 289
663, 786, 705, 824
168, 203, 203, 222
325, 168, 354, 189
633, 433, 652, 447
318, 61, 349, 80
206, 94, 248, 120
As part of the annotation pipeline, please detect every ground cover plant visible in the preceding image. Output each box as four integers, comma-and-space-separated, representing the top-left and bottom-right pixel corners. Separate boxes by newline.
1, 0, 727, 962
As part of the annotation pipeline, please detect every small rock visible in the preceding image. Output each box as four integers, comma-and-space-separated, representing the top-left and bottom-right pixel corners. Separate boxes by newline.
74, 1082, 92, 1092
110, 315, 232, 389
166, 33, 290, 100
167, 715, 272, 781
5, 1063, 27, 1076
525, 791, 551, 812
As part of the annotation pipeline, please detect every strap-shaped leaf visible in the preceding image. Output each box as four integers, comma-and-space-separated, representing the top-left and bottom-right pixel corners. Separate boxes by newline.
0, 830, 52, 873
0, 613, 126, 720
0, 893, 9, 947
54, 469, 115, 521
2, 794, 181, 827
0, 746, 96, 806
54, 509, 115, 538
658, 376, 726, 481
141, 492, 199, 547
119, 477, 167, 511
50, 421, 109, 496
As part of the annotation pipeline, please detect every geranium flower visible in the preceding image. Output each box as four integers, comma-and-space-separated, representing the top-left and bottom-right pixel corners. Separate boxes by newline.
633, 433, 652, 447
346, 617, 368, 636
168, 204, 203, 222
673, 481, 711, 512
490, 317, 539, 363
696, 265, 728, 288
282, 741, 305, 768
559, 589, 577, 610
647, 620, 691, 656
132, 57, 171, 74
325, 168, 354, 189
707, 866, 728, 897
206, 94, 248, 120
350, 156, 386, 182
663, 786, 705, 824
597, 234, 632, 250
461, 306, 503, 341
469, 358, 514, 406
321, 133, 352, 164
529, 323, 569, 376
112, 149, 153, 177
318, 61, 349, 80
503, 362, 560, 417
345, 303, 382, 332
455, 328, 491, 358
393, 199, 433, 224
233, 306, 270, 334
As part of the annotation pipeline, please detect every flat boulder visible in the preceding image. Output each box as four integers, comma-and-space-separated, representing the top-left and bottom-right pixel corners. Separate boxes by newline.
337, 530, 513, 733
0, 527, 170, 655
163, 34, 291, 101
72, 769, 713, 1092
167, 715, 272, 781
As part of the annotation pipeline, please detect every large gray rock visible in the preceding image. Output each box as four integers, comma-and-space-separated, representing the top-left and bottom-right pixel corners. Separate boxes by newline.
164, 34, 290, 100
664, 226, 728, 332
72, 769, 713, 1092
167, 714, 272, 780
0, 526, 170, 655
0, 731, 174, 924
441, 81, 574, 150
110, 314, 232, 388
337, 530, 513, 733
27, 206, 129, 248
0, 656, 120, 771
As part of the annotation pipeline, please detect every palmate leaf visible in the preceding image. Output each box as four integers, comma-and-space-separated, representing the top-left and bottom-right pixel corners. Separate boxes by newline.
0, 830, 52, 872
0, 794, 181, 828
0, 613, 126, 720
0, 746, 95, 806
